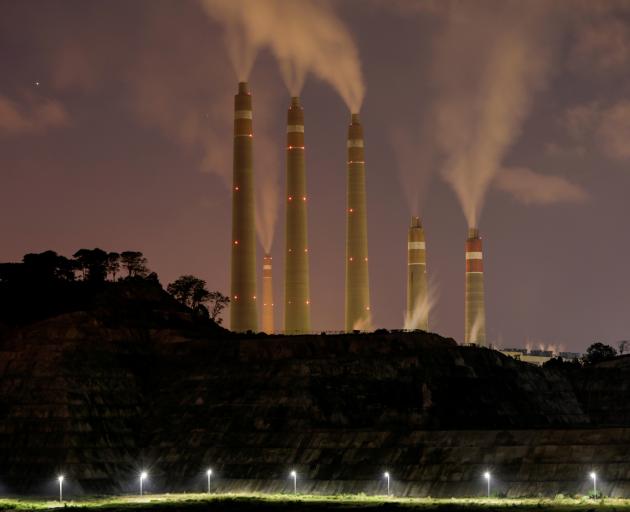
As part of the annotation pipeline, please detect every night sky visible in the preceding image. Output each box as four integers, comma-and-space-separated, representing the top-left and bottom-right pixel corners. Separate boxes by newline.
2, 0, 630, 352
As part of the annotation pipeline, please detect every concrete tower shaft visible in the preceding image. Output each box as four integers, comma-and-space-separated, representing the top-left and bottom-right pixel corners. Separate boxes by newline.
407, 216, 428, 331
284, 96, 311, 334
345, 113, 371, 332
465, 227, 486, 345
230, 81, 258, 332
262, 254, 274, 334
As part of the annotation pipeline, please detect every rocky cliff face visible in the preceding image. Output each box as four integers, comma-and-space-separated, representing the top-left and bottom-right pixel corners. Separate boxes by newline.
0, 298, 628, 497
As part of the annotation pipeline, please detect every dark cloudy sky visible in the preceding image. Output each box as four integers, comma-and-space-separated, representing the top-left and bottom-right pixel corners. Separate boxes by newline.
2, 0, 630, 352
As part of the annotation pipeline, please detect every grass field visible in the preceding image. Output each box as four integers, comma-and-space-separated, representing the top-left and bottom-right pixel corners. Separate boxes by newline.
0, 493, 628, 512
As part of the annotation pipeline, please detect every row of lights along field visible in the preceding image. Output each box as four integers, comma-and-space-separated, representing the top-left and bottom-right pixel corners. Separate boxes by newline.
48, 470, 602, 502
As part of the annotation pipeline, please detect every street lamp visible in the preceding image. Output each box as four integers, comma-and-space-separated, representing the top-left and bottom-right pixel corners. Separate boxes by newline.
57, 475, 64, 502
484, 471, 491, 498
384, 472, 390, 496
290, 470, 297, 494
140, 471, 148, 496
206, 468, 213, 494
590, 471, 597, 498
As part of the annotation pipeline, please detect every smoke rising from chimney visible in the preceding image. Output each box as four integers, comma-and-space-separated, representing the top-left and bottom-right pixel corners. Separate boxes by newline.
432, 3, 554, 227
389, 123, 435, 216
495, 167, 588, 205
200, 0, 365, 110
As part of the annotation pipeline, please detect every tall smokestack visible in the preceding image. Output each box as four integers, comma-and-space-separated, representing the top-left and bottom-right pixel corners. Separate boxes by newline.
230, 81, 258, 332
465, 227, 486, 345
284, 97, 311, 334
262, 254, 274, 334
406, 216, 428, 331
345, 113, 371, 331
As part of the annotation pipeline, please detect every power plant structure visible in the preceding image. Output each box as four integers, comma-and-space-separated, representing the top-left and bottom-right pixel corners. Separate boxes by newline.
465, 227, 486, 345
262, 254, 274, 334
284, 97, 311, 334
406, 216, 428, 331
229, 81, 258, 333
345, 113, 371, 332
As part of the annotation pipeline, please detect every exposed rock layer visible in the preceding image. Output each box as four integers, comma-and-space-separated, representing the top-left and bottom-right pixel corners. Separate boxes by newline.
0, 306, 628, 496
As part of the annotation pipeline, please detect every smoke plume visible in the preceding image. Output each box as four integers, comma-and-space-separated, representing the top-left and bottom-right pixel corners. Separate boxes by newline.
389, 123, 435, 215
252, 84, 282, 254
200, 0, 365, 110
403, 276, 438, 331
0, 95, 68, 136
432, 2, 555, 227
495, 167, 588, 205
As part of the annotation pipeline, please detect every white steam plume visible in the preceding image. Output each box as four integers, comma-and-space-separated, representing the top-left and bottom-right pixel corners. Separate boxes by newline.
389, 122, 435, 215
200, 0, 365, 110
432, 2, 555, 227
495, 167, 588, 205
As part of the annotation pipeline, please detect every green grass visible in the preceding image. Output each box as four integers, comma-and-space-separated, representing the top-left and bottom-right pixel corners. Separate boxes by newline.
0, 493, 626, 512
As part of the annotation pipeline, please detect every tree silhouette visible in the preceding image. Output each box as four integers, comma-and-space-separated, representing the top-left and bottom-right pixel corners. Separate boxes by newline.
167, 275, 210, 310
73, 248, 108, 282
582, 342, 617, 366
120, 251, 148, 278
106, 252, 121, 281
207, 291, 229, 324
167, 275, 229, 323
23, 251, 75, 282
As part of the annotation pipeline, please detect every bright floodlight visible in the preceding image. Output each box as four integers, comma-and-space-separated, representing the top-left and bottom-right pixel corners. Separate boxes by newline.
207, 468, 213, 493
290, 470, 297, 494
139, 471, 148, 496
58, 475, 64, 502
483, 471, 491, 498
590, 471, 598, 497
384, 471, 391, 496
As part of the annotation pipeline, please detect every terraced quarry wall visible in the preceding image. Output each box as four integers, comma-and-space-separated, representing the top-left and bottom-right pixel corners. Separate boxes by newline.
0, 308, 628, 497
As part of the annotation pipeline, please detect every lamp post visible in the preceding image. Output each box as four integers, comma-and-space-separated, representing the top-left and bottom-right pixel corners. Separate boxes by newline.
484, 471, 491, 498
207, 469, 213, 494
290, 470, 297, 494
140, 471, 148, 496
58, 475, 64, 502
384, 472, 390, 496
590, 471, 597, 498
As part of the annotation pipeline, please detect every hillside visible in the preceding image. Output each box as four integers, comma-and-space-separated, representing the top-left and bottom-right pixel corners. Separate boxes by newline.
0, 285, 629, 496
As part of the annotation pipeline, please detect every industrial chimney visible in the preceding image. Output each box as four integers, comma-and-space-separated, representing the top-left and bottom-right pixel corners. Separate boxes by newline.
465, 227, 486, 345
229, 82, 258, 332
262, 254, 274, 334
345, 113, 371, 332
406, 216, 428, 331
284, 97, 311, 334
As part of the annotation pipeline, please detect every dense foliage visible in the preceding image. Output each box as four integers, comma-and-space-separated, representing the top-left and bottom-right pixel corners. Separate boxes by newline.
0, 249, 227, 327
